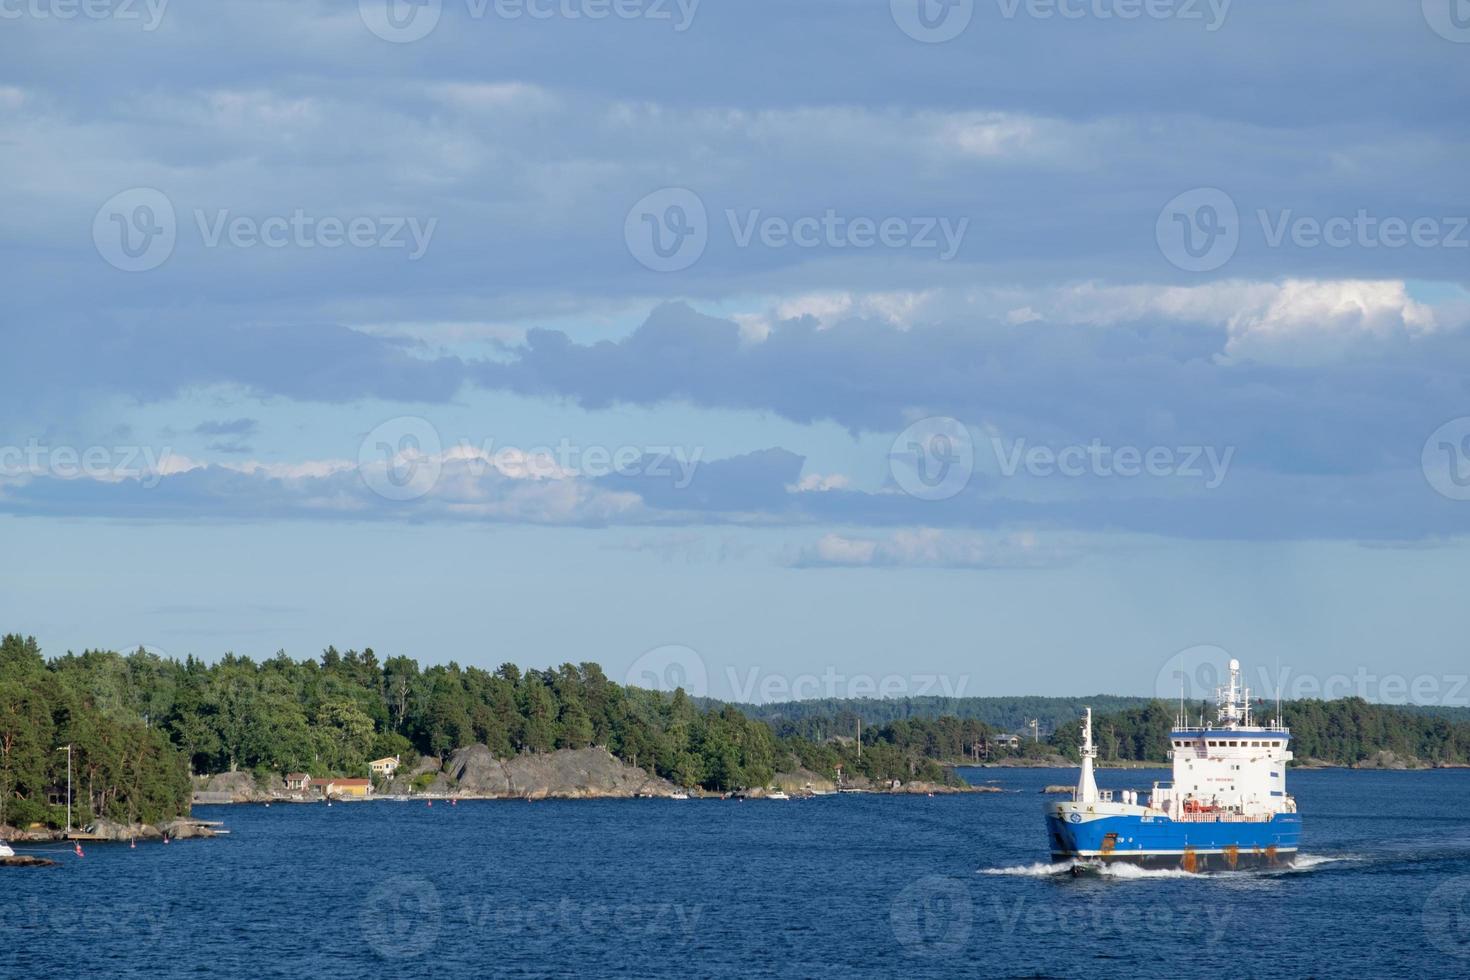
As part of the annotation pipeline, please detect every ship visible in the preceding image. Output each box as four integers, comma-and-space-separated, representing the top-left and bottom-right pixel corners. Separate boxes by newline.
1045, 658, 1301, 872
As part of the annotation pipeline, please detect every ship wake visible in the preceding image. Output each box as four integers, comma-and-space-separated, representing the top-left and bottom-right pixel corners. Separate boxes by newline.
979, 853, 1357, 879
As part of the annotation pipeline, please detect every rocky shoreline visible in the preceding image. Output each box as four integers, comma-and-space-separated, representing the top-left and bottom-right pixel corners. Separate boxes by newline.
192, 746, 990, 803
2, 816, 221, 843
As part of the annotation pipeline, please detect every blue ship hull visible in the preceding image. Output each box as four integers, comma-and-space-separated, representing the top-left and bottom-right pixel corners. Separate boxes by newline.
1045, 811, 1302, 871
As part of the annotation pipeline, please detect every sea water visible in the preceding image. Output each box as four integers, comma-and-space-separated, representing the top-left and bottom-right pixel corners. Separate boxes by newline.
2, 768, 1466, 977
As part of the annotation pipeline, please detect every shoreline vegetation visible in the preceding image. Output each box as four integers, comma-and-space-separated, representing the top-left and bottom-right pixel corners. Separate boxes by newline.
5, 634, 1470, 837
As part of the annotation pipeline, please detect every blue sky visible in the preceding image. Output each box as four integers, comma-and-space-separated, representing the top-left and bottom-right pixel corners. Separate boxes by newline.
3, 0, 1470, 701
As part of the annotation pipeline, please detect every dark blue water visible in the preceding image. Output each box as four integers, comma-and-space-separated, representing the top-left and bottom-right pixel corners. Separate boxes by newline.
4, 768, 1468, 978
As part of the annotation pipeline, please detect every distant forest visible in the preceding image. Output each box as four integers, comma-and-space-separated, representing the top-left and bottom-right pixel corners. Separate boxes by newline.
729, 695, 1157, 738
5, 634, 1468, 831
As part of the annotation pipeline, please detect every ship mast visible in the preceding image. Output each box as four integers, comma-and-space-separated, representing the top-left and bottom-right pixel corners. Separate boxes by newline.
1076, 707, 1098, 803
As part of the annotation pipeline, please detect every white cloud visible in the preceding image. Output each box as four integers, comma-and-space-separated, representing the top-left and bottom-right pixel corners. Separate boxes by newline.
794, 528, 1070, 570
788, 473, 850, 493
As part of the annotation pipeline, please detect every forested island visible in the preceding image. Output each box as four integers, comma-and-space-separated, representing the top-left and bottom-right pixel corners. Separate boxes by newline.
4, 633, 1469, 831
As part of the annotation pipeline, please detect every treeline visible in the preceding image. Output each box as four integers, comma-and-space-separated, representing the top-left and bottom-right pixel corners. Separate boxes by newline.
1054, 699, 1470, 765
732, 695, 1156, 737
0, 636, 976, 828
0, 636, 191, 829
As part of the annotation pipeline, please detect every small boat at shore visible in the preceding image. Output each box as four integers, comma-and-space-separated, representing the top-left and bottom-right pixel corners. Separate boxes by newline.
0, 841, 14, 858
766, 790, 790, 800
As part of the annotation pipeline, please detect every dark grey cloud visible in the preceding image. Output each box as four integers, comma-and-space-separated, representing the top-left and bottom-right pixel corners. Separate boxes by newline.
194, 418, 258, 437
478, 302, 1470, 480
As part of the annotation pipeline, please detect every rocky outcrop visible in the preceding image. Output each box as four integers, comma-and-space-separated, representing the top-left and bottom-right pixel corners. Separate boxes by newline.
1041, 784, 1075, 794
771, 769, 837, 795
1, 855, 57, 867
970, 754, 1075, 768
384, 754, 443, 795
447, 745, 511, 796
1353, 750, 1420, 770
436, 745, 677, 799
195, 771, 277, 803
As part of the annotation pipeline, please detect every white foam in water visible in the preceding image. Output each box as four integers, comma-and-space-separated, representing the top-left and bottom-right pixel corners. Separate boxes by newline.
979, 854, 1356, 879
980, 861, 1076, 877
1095, 862, 1197, 880
1281, 853, 1356, 871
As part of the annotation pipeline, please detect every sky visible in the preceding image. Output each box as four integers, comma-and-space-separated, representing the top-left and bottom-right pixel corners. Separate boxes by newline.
2, 0, 1469, 703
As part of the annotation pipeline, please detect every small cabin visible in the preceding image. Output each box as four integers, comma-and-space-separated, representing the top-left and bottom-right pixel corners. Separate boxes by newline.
368, 756, 401, 779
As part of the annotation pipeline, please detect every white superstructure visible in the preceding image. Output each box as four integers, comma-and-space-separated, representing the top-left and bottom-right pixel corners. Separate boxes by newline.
1148, 658, 1296, 821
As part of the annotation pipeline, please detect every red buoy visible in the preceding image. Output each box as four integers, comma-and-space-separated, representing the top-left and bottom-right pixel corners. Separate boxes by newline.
74, 843, 84, 857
